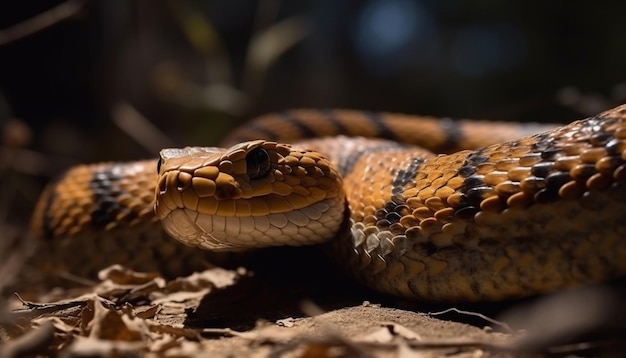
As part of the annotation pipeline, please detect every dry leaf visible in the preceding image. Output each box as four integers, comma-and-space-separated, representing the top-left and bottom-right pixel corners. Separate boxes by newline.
98, 264, 160, 285
87, 300, 146, 341
66, 336, 146, 356
354, 326, 395, 344
383, 322, 424, 341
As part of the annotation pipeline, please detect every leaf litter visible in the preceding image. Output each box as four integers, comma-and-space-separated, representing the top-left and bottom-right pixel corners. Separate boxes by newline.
0, 263, 539, 358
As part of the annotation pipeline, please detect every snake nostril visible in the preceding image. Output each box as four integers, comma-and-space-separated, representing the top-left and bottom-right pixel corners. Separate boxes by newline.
246, 147, 271, 179
158, 176, 167, 193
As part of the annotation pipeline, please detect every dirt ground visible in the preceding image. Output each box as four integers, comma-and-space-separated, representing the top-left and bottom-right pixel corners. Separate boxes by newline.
2, 246, 625, 358
1, 265, 512, 358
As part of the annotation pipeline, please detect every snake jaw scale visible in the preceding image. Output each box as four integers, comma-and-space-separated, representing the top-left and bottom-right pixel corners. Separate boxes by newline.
161, 209, 200, 245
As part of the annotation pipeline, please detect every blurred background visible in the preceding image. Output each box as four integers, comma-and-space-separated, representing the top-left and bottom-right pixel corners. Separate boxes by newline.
0, 0, 625, 229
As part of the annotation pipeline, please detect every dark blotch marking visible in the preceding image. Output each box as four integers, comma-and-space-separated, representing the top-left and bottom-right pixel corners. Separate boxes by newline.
591, 133, 613, 146
457, 165, 476, 177
363, 111, 397, 140
235, 110, 321, 142
540, 147, 562, 160
336, 142, 406, 177
463, 175, 485, 189
237, 121, 277, 140
530, 162, 554, 178
391, 157, 424, 194
466, 186, 496, 203
534, 187, 560, 203
90, 165, 127, 228
455, 206, 478, 219
531, 132, 550, 148
438, 117, 465, 152
465, 150, 489, 166
373, 160, 423, 228
336, 151, 366, 176
318, 109, 351, 134
530, 133, 563, 165
280, 111, 318, 138
457, 149, 488, 178
544, 172, 572, 192
453, 150, 494, 214
375, 199, 412, 228
385, 212, 402, 224
384, 201, 398, 213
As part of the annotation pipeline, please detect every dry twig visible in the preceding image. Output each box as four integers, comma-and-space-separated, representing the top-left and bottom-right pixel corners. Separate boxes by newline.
0, 0, 89, 46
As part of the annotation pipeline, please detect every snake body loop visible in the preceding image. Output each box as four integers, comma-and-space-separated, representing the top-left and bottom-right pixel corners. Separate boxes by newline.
30, 106, 626, 301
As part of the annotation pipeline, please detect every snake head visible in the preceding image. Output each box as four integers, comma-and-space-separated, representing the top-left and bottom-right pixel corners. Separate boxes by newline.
154, 140, 346, 251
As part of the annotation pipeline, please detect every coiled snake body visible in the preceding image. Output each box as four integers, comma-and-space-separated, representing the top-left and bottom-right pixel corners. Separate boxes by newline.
31, 105, 626, 301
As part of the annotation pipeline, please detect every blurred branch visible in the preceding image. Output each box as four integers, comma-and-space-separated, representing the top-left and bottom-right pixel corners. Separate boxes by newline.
152, 63, 250, 116
243, 15, 310, 99
250, 0, 282, 35
0, 0, 89, 46
111, 102, 176, 153
169, 2, 233, 85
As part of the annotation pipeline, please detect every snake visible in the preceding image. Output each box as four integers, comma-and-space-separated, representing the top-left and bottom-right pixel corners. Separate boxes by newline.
29, 105, 626, 301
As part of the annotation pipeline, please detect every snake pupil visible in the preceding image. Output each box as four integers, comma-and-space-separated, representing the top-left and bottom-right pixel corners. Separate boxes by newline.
246, 147, 271, 179
156, 158, 162, 174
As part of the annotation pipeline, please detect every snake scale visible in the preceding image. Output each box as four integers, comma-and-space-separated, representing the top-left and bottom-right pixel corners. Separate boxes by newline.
30, 105, 626, 301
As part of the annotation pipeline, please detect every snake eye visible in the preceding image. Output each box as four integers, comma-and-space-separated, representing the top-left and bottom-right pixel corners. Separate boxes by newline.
246, 147, 271, 179
156, 158, 162, 174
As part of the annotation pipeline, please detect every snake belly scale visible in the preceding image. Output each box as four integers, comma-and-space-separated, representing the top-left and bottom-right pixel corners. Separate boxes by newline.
30, 106, 626, 301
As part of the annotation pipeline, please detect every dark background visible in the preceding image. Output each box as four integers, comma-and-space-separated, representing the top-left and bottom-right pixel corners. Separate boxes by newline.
1, 0, 625, 227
